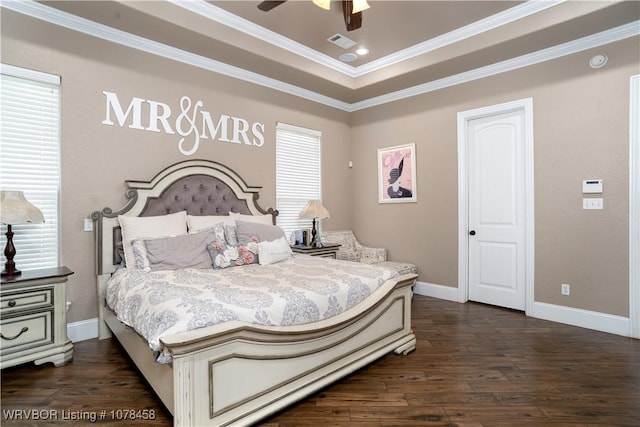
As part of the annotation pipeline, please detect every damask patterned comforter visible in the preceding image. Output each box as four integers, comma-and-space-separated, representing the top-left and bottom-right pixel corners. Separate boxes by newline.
104, 254, 399, 363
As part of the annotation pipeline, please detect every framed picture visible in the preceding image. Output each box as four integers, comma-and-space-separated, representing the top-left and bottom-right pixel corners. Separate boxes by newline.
377, 143, 417, 203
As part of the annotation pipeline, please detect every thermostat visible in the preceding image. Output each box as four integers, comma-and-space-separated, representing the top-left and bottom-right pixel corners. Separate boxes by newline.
583, 179, 603, 194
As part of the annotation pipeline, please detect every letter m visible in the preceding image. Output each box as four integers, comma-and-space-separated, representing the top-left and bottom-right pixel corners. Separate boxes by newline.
102, 91, 145, 130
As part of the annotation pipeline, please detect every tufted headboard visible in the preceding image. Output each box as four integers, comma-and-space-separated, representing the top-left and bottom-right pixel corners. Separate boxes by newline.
139, 174, 253, 217
91, 160, 277, 275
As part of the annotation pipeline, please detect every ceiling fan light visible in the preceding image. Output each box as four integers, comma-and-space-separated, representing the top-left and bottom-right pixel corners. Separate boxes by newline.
352, 0, 370, 13
313, 0, 331, 10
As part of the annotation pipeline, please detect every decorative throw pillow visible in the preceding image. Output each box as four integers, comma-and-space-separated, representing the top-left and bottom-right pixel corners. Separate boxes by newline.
118, 211, 188, 269
207, 240, 259, 269
229, 212, 274, 225
258, 237, 292, 265
143, 229, 218, 271
132, 239, 152, 271
225, 224, 239, 246
187, 215, 235, 233
131, 224, 223, 272
236, 221, 286, 245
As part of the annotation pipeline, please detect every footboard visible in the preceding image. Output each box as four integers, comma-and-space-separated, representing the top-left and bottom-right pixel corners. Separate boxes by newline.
163, 274, 416, 427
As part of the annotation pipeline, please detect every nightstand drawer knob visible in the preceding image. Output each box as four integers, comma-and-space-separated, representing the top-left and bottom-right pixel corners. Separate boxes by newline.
0, 326, 29, 341
8, 300, 17, 307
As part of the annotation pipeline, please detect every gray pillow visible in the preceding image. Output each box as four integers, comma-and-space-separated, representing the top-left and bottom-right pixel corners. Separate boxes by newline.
144, 229, 217, 271
236, 220, 286, 245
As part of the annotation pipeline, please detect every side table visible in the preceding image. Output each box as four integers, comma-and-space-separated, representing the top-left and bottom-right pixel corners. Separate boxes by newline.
1, 266, 74, 368
290, 244, 341, 259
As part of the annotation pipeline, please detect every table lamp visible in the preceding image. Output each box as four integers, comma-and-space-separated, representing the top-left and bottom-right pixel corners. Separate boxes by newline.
299, 200, 330, 247
1, 191, 45, 277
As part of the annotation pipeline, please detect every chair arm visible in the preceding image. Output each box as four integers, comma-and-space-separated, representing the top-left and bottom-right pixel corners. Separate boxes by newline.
354, 241, 387, 264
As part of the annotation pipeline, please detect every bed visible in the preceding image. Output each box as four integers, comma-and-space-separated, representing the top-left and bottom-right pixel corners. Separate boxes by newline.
92, 159, 417, 426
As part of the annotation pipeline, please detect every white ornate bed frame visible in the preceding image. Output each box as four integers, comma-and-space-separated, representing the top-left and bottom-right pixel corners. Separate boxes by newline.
92, 159, 417, 426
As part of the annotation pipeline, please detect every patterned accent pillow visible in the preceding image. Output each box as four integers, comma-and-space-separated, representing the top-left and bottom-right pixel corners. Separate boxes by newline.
225, 224, 239, 246
207, 239, 259, 269
132, 239, 152, 271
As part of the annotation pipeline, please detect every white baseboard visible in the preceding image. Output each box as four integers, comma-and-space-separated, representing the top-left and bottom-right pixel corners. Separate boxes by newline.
532, 302, 631, 337
413, 281, 632, 337
413, 281, 459, 302
67, 318, 99, 342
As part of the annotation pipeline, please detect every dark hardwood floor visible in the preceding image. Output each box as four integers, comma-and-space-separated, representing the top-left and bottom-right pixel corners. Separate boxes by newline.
2, 296, 639, 426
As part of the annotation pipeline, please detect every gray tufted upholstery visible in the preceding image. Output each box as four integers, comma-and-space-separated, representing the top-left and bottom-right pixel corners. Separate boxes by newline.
142, 175, 251, 217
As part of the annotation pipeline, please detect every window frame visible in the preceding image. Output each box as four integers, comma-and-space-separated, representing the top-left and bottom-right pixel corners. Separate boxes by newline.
0, 64, 61, 271
275, 122, 323, 241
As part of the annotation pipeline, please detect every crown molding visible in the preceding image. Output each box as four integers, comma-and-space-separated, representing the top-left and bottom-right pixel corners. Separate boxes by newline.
1, 0, 352, 110
354, 0, 565, 76
173, 0, 566, 79
349, 20, 640, 112
169, 0, 356, 76
2, 0, 638, 113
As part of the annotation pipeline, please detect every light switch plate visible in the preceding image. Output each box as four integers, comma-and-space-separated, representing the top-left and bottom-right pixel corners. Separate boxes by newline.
83, 218, 93, 231
583, 198, 603, 210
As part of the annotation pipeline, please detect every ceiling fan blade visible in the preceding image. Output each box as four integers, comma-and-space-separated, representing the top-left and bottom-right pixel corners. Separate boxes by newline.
342, 0, 362, 31
257, 1, 287, 12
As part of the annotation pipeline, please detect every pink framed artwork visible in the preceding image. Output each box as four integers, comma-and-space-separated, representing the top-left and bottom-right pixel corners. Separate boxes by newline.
377, 143, 417, 203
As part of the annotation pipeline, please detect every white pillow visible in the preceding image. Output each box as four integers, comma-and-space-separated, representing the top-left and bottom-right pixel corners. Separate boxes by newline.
258, 237, 292, 266
118, 211, 187, 268
229, 212, 273, 225
187, 215, 235, 233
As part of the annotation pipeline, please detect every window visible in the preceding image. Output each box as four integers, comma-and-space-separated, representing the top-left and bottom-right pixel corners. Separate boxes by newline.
275, 122, 322, 239
1, 64, 61, 271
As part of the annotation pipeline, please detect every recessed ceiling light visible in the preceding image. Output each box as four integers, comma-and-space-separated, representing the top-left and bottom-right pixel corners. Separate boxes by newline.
589, 54, 608, 69
339, 53, 358, 63
356, 47, 370, 56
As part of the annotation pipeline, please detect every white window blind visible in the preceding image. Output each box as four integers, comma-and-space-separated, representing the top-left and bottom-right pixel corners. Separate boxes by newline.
276, 122, 322, 239
1, 64, 61, 271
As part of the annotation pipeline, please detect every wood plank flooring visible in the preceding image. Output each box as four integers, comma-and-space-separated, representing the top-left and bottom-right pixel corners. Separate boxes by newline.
2, 296, 639, 426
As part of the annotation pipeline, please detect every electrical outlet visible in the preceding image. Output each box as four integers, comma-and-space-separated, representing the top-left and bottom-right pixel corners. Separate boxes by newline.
83, 218, 93, 232
561, 283, 570, 296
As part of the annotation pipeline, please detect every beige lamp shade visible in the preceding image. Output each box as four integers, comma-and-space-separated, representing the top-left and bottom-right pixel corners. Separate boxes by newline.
299, 200, 330, 220
352, 0, 370, 13
0, 191, 45, 225
312, 0, 331, 10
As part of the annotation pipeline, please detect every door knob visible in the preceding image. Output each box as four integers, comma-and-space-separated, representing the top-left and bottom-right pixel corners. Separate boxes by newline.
469, 230, 476, 236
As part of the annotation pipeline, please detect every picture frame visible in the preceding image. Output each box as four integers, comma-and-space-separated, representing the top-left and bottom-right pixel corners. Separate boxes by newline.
377, 143, 417, 203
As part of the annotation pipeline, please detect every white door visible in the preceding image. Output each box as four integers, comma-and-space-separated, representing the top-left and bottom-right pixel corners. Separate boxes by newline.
467, 109, 526, 310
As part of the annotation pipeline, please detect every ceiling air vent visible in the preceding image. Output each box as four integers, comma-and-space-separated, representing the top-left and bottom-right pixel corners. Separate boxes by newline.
327, 33, 356, 49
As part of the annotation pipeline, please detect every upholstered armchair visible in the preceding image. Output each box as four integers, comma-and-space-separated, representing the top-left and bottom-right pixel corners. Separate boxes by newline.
320, 230, 385, 264
320, 230, 418, 276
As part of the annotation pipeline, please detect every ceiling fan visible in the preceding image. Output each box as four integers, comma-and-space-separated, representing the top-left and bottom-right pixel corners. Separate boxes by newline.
257, 0, 370, 31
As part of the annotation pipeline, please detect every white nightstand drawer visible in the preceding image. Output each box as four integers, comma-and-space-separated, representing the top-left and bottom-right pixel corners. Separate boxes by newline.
0, 288, 53, 312
0, 311, 53, 355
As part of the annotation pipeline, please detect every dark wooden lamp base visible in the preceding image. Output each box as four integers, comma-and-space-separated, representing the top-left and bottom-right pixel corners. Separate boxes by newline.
2, 224, 20, 277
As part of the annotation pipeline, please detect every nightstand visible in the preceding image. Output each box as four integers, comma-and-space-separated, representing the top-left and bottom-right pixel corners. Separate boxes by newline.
1, 266, 74, 369
290, 244, 341, 259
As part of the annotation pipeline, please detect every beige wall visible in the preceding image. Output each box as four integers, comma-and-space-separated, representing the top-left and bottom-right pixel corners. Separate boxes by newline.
2, 10, 638, 324
1, 11, 352, 323
351, 36, 639, 317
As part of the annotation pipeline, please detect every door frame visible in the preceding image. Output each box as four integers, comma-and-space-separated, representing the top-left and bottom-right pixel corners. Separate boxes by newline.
630, 74, 639, 339
457, 98, 535, 315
